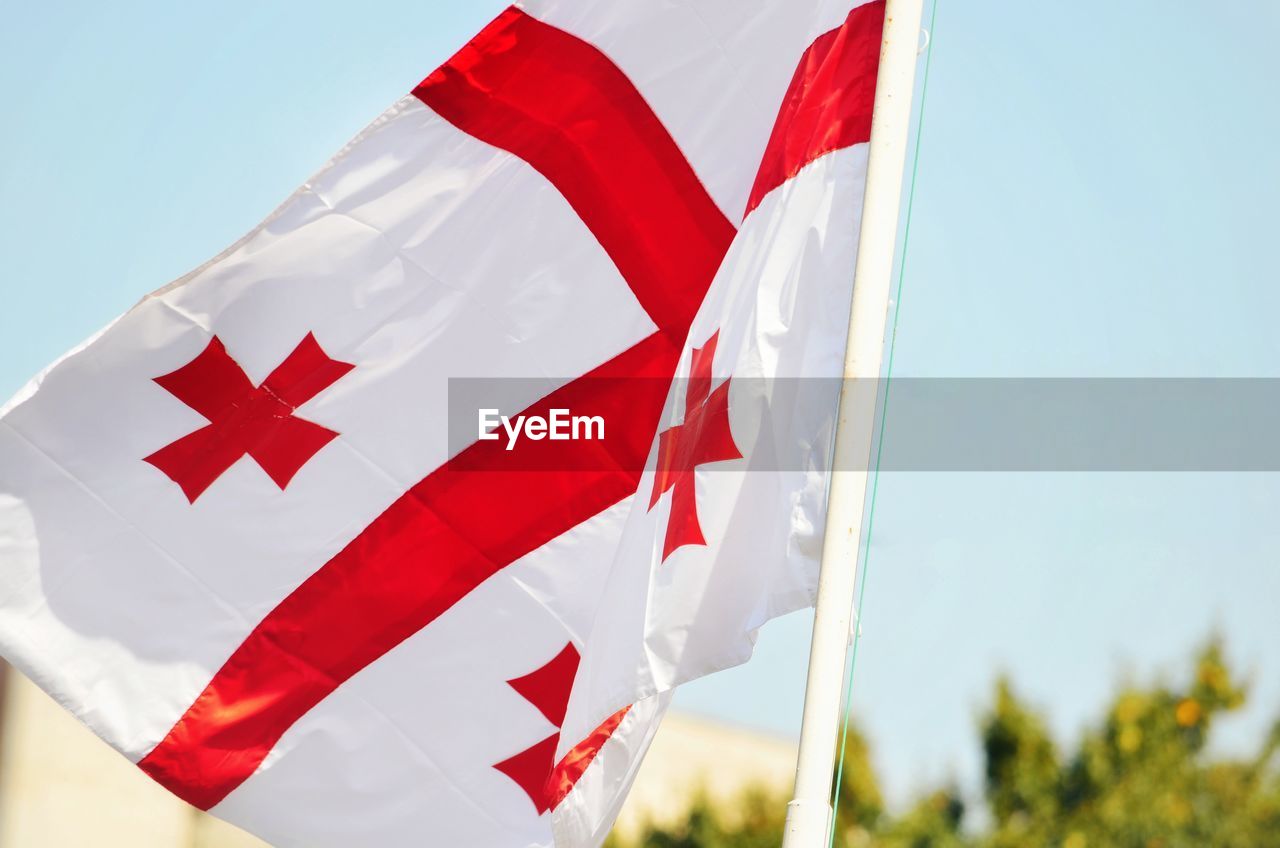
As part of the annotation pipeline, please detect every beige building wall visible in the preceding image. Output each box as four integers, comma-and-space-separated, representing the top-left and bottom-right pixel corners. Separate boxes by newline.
615, 711, 797, 836
0, 669, 797, 846
0, 671, 263, 847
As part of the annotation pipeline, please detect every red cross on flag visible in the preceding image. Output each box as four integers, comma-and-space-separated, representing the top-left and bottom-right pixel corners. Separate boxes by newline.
0, 1, 888, 846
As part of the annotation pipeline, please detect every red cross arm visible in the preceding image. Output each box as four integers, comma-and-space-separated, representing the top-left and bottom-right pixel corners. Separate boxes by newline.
152, 337, 255, 422
259, 332, 355, 408
141, 334, 684, 809
415, 7, 735, 335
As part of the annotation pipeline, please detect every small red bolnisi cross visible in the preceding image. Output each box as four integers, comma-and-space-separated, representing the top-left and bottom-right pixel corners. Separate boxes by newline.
649, 331, 742, 562
493, 642, 580, 814
145, 334, 355, 503
0, 1, 925, 846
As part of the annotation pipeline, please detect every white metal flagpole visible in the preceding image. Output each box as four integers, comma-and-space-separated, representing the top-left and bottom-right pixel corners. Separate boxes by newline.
780, 0, 926, 845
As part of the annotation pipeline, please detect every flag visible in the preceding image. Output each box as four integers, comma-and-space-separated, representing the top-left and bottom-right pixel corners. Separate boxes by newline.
0, 1, 885, 845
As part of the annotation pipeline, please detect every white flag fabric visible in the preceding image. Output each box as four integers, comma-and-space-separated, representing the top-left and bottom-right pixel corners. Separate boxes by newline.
0, 1, 885, 846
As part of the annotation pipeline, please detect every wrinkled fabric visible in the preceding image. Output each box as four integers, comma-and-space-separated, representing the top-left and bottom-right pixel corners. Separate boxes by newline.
0, 1, 883, 846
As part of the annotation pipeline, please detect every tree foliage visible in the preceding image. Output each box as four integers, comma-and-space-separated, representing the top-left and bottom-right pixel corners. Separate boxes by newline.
610, 641, 1280, 847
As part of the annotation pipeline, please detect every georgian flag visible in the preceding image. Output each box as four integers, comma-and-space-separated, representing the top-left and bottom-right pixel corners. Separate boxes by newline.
0, 2, 885, 846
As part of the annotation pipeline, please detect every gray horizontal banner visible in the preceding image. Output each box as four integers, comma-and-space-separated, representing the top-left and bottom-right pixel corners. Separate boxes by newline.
445, 378, 1280, 472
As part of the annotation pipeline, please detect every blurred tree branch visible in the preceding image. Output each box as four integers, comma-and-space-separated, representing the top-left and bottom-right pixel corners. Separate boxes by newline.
609, 639, 1280, 847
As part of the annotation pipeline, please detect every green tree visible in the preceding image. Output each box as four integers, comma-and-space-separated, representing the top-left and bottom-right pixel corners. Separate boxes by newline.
831, 723, 886, 843
614, 788, 786, 848
609, 641, 1280, 848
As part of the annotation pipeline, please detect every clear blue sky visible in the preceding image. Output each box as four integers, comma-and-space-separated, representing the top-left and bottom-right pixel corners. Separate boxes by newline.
3, 0, 1278, 812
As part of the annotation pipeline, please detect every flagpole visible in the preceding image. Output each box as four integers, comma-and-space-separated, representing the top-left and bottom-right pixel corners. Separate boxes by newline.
781, 0, 925, 845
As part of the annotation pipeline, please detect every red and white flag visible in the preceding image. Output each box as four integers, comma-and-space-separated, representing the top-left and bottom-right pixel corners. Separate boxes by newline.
0, 1, 885, 845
